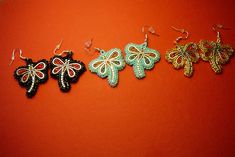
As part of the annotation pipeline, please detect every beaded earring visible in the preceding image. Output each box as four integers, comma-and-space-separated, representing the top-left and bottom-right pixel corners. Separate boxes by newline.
88, 47, 125, 87
199, 24, 234, 74
165, 27, 200, 77
50, 41, 86, 92
124, 26, 160, 79
10, 49, 49, 98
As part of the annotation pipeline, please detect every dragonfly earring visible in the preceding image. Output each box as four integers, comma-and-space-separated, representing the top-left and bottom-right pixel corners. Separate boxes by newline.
9, 49, 49, 98
50, 41, 86, 92
88, 47, 125, 87
165, 27, 199, 77
124, 26, 160, 79
199, 24, 234, 74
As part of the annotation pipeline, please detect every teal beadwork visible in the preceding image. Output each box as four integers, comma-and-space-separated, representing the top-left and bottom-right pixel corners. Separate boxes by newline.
125, 42, 160, 79
89, 48, 125, 87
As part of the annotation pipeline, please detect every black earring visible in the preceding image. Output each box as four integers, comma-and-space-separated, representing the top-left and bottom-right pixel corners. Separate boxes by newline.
50, 41, 86, 92
10, 49, 49, 98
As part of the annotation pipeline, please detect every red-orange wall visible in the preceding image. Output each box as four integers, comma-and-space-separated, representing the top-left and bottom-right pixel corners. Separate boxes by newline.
0, 0, 235, 157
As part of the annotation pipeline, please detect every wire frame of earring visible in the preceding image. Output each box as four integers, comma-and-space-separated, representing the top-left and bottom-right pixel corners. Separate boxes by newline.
198, 24, 234, 74
165, 26, 200, 77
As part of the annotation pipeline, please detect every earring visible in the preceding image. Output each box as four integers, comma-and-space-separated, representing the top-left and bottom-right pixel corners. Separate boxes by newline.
165, 26, 199, 77
50, 41, 86, 92
124, 26, 160, 79
199, 24, 234, 74
88, 47, 125, 87
9, 49, 49, 98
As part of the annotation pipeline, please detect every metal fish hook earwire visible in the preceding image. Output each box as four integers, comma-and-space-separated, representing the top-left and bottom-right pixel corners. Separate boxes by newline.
212, 24, 230, 43
84, 38, 93, 52
53, 40, 72, 56
94, 47, 106, 54
9, 49, 27, 66
171, 26, 189, 44
141, 25, 159, 47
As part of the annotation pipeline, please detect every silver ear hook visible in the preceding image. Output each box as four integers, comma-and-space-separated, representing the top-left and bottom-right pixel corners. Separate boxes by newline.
212, 24, 230, 43
144, 33, 148, 47
94, 47, 105, 54
54, 40, 72, 56
141, 26, 159, 47
9, 49, 27, 66
171, 26, 189, 44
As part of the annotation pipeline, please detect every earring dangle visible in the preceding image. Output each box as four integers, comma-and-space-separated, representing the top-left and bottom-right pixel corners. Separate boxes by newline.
124, 26, 160, 79
199, 24, 234, 74
165, 27, 199, 77
10, 49, 49, 98
50, 41, 86, 92
88, 47, 125, 87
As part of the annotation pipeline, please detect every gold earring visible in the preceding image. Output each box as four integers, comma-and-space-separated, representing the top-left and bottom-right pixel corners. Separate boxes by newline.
199, 24, 234, 74
165, 26, 200, 77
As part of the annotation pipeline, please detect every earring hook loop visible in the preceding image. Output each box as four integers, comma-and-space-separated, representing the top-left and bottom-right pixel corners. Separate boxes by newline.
94, 47, 105, 54
141, 25, 159, 47
9, 49, 27, 66
54, 40, 72, 56
171, 26, 189, 44
212, 24, 230, 43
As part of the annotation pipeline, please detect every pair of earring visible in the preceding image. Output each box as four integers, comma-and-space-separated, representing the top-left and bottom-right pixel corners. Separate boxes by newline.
165, 24, 234, 77
88, 26, 161, 87
10, 41, 86, 98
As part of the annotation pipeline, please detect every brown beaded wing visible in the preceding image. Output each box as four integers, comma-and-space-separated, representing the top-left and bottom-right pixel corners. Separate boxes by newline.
165, 42, 199, 77
199, 40, 233, 73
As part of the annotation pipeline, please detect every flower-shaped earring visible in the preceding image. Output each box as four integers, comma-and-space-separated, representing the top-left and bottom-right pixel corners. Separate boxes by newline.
9, 49, 49, 98
88, 47, 125, 87
50, 41, 86, 92
125, 26, 160, 79
199, 24, 234, 74
165, 27, 200, 77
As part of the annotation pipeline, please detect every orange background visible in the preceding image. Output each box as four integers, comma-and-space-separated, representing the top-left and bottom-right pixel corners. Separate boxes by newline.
0, 0, 235, 157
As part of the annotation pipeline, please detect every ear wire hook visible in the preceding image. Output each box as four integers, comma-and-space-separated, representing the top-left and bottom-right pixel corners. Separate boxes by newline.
94, 47, 105, 54
212, 24, 230, 43
54, 40, 72, 56
171, 26, 189, 44
9, 49, 27, 66
141, 25, 159, 47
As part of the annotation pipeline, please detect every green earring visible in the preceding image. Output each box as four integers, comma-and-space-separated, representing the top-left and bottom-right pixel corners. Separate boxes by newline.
88, 48, 125, 87
124, 26, 160, 79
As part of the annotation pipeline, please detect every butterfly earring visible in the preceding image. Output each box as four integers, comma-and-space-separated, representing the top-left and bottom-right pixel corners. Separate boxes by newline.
124, 26, 160, 79
50, 41, 86, 92
9, 49, 49, 98
165, 26, 199, 77
199, 24, 234, 74
88, 47, 125, 87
